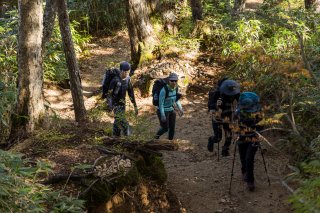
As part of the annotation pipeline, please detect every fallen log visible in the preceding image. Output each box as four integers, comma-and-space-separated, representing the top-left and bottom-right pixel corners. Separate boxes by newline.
42, 173, 93, 184
102, 136, 178, 151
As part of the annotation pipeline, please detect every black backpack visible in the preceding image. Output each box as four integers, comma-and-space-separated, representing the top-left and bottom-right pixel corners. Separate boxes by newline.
101, 68, 120, 99
152, 78, 181, 106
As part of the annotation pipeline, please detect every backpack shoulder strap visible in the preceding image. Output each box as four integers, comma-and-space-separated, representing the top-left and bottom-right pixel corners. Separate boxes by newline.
164, 84, 169, 99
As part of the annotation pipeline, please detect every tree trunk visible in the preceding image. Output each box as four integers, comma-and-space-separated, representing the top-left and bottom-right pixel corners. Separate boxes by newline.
126, 0, 140, 70
305, 0, 320, 12
42, 0, 57, 50
14, 0, 44, 134
146, 0, 160, 13
56, 0, 87, 123
160, 1, 177, 35
126, 0, 158, 69
233, 0, 246, 14
190, 0, 203, 21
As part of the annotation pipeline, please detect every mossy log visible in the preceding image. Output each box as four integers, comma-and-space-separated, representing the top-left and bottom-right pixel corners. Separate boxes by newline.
102, 136, 178, 151
44, 138, 171, 208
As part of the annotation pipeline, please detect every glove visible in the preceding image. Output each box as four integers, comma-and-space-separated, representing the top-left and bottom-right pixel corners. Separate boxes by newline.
134, 105, 138, 115
178, 110, 184, 117
161, 115, 167, 123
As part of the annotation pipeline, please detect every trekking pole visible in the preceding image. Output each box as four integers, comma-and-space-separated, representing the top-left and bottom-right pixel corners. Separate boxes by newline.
258, 143, 271, 186
228, 141, 237, 194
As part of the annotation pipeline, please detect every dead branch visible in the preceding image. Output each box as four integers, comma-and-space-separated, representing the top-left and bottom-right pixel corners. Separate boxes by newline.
42, 173, 93, 184
95, 146, 137, 161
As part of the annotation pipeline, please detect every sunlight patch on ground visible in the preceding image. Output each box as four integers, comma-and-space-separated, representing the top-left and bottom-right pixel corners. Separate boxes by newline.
173, 139, 194, 151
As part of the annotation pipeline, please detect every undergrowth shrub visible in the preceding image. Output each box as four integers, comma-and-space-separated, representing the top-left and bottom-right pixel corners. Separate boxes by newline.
287, 159, 320, 212
0, 10, 18, 143
0, 150, 85, 212
68, 0, 126, 35
150, 1, 200, 58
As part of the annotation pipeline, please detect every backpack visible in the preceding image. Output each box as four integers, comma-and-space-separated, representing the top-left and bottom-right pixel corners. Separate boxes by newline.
238, 92, 261, 113
101, 68, 120, 99
152, 78, 181, 106
237, 92, 263, 135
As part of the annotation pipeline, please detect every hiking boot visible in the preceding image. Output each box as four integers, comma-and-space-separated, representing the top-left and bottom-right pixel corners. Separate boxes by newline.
247, 182, 255, 192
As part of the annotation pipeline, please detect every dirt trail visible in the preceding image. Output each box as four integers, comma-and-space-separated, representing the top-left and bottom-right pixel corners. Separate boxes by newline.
45, 33, 292, 212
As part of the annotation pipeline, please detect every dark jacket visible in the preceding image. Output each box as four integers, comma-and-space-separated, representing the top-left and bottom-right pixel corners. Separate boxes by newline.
237, 110, 263, 143
108, 76, 136, 107
208, 87, 239, 119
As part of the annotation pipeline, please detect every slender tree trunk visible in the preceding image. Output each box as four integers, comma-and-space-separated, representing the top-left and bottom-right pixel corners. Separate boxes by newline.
42, 0, 57, 50
13, 0, 44, 135
190, 0, 203, 21
56, 0, 87, 123
126, 0, 158, 69
126, 0, 140, 70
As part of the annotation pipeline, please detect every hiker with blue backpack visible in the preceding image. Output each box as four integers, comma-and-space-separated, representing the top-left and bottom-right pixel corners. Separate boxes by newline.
207, 78, 240, 156
153, 73, 183, 140
234, 92, 264, 191
102, 61, 138, 137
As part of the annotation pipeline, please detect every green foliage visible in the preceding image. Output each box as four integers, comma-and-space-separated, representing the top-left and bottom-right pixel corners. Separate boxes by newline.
0, 150, 85, 212
67, 0, 126, 35
44, 20, 92, 82
35, 129, 75, 143
287, 160, 320, 213
155, 33, 200, 58
0, 10, 18, 142
176, 3, 194, 37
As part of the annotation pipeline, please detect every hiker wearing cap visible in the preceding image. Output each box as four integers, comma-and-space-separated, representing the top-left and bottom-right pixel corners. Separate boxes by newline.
108, 61, 138, 136
155, 73, 183, 140
236, 92, 263, 191
207, 78, 240, 156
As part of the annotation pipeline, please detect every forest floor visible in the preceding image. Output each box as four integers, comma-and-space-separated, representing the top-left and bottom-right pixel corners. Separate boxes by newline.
36, 30, 294, 213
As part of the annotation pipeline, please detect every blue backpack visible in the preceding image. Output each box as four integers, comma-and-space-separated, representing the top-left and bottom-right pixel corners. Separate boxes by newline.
238, 92, 261, 113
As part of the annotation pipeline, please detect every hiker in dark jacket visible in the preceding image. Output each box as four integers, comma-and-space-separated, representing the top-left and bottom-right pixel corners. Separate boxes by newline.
236, 92, 263, 192
207, 78, 240, 156
155, 73, 183, 140
108, 61, 138, 136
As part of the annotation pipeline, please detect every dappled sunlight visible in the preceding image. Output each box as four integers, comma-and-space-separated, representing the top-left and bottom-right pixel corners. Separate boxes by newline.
173, 139, 195, 151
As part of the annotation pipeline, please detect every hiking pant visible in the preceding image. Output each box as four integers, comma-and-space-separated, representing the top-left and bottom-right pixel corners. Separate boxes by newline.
211, 120, 232, 152
113, 105, 130, 137
238, 142, 258, 183
156, 110, 176, 140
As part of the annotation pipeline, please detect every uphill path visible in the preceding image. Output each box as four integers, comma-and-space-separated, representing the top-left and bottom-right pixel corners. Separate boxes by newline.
45, 32, 292, 213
